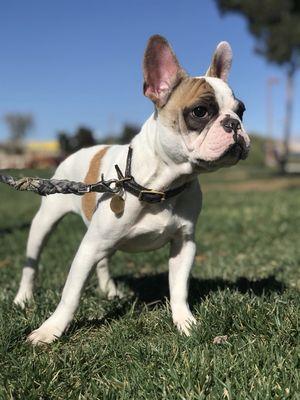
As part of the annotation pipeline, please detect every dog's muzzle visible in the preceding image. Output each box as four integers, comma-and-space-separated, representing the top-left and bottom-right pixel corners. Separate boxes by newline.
229, 137, 249, 160
221, 116, 249, 160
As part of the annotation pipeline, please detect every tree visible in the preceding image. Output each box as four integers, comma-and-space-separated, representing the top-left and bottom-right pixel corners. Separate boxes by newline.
215, 0, 300, 172
4, 113, 34, 153
57, 123, 140, 156
102, 124, 140, 145
74, 126, 96, 149
57, 126, 96, 156
119, 123, 140, 144
57, 131, 73, 156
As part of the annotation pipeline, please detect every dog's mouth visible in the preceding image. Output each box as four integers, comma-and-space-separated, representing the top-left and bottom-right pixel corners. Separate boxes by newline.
194, 135, 250, 171
232, 133, 249, 160
227, 138, 249, 161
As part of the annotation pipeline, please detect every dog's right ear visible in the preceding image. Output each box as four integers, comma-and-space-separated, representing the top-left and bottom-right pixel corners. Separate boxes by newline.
205, 41, 232, 82
143, 35, 185, 108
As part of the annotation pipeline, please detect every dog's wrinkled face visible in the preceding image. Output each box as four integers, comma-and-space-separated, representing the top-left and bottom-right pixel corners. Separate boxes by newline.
143, 35, 250, 171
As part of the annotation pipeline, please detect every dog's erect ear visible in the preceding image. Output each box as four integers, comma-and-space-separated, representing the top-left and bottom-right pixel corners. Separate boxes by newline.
206, 41, 232, 82
143, 35, 185, 107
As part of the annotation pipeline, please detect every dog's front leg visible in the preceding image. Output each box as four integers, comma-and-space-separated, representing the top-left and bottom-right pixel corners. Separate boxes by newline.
169, 235, 196, 336
27, 225, 108, 345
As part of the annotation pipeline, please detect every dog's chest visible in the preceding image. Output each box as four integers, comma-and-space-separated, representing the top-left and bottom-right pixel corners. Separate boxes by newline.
118, 205, 180, 252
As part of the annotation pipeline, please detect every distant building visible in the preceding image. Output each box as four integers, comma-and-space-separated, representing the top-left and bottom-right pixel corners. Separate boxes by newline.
0, 145, 28, 169
25, 140, 61, 168
26, 140, 59, 154
0, 140, 61, 169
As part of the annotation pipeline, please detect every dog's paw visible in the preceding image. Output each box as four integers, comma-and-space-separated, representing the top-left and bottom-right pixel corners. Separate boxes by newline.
107, 286, 125, 300
173, 311, 196, 336
27, 323, 63, 345
13, 291, 33, 309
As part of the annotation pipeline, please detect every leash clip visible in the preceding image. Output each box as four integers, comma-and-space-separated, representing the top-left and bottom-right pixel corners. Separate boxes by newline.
89, 175, 120, 194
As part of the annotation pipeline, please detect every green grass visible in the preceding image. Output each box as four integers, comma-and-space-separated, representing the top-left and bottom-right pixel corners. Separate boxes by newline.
0, 167, 300, 399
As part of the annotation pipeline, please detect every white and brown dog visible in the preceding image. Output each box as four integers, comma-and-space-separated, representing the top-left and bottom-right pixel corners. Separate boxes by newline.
14, 35, 250, 344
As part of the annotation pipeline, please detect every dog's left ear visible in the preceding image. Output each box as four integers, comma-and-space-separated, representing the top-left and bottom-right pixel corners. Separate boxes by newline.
143, 35, 186, 107
206, 41, 232, 82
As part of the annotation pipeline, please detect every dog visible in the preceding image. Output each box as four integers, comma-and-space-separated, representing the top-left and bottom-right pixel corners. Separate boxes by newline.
14, 35, 250, 344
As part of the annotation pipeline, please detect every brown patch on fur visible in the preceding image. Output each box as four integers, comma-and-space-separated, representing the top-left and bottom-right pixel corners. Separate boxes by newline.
160, 77, 217, 130
169, 78, 215, 109
82, 146, 109, 220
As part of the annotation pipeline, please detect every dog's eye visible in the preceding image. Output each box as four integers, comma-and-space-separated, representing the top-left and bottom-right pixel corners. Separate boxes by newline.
191, 106, 208, 119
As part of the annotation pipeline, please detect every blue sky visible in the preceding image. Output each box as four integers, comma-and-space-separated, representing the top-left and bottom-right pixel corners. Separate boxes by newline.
0, 0, 299, 141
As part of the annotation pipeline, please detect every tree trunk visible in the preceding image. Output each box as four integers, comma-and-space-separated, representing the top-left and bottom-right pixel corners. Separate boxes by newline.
280, 64, 295, 173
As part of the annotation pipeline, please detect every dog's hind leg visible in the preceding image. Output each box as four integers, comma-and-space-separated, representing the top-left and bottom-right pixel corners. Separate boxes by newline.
14, 194, 73, 308
27, 221, 111, 344
96, 258, 124, 299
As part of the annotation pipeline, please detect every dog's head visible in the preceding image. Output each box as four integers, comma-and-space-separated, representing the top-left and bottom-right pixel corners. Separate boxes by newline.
143, 35, 250, 171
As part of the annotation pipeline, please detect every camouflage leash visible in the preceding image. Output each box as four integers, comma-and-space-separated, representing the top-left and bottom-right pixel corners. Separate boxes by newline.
0, 173, 120, 196
0, 147, 188, 202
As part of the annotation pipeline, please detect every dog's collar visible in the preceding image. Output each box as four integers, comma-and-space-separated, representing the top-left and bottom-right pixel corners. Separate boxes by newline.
113, 147, 189, 203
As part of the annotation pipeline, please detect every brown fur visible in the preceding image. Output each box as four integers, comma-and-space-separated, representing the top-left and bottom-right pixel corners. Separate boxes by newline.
82, 146, 109, 220
167, 78, 215, 110
160, 77, 216, 130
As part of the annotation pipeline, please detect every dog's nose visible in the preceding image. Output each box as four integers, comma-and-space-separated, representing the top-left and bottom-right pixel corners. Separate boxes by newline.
221, 117, 241, 134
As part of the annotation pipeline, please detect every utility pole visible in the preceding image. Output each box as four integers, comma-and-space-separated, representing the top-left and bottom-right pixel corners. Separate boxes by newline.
266, 77, 279, 139
265, 77, 279, 167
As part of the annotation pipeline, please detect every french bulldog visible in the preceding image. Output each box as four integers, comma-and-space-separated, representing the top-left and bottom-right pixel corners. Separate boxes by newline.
14, 35, 250, 344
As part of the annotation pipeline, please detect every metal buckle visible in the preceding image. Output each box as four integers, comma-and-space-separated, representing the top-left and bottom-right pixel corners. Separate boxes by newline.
138, 189, 166, 202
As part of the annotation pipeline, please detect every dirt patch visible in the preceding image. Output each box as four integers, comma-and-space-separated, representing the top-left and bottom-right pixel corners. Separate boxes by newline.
0, 258, 11, 268
203, 177, 300, 192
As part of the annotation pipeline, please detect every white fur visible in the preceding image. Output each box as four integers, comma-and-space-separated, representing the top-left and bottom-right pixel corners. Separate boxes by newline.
204, 77, 236, 113
15, 76, 249, 345
16, 114, 202, 344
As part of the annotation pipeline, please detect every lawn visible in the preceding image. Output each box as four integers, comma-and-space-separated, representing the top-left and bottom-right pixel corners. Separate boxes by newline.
0, 166, 300, 399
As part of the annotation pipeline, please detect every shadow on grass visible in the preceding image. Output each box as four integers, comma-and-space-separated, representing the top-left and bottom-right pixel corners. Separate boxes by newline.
19, 260, 285, 340
68, 300, 132, 335
116, 273, 285, 307
0, 222, 31, 236
59, 273, 286, 339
